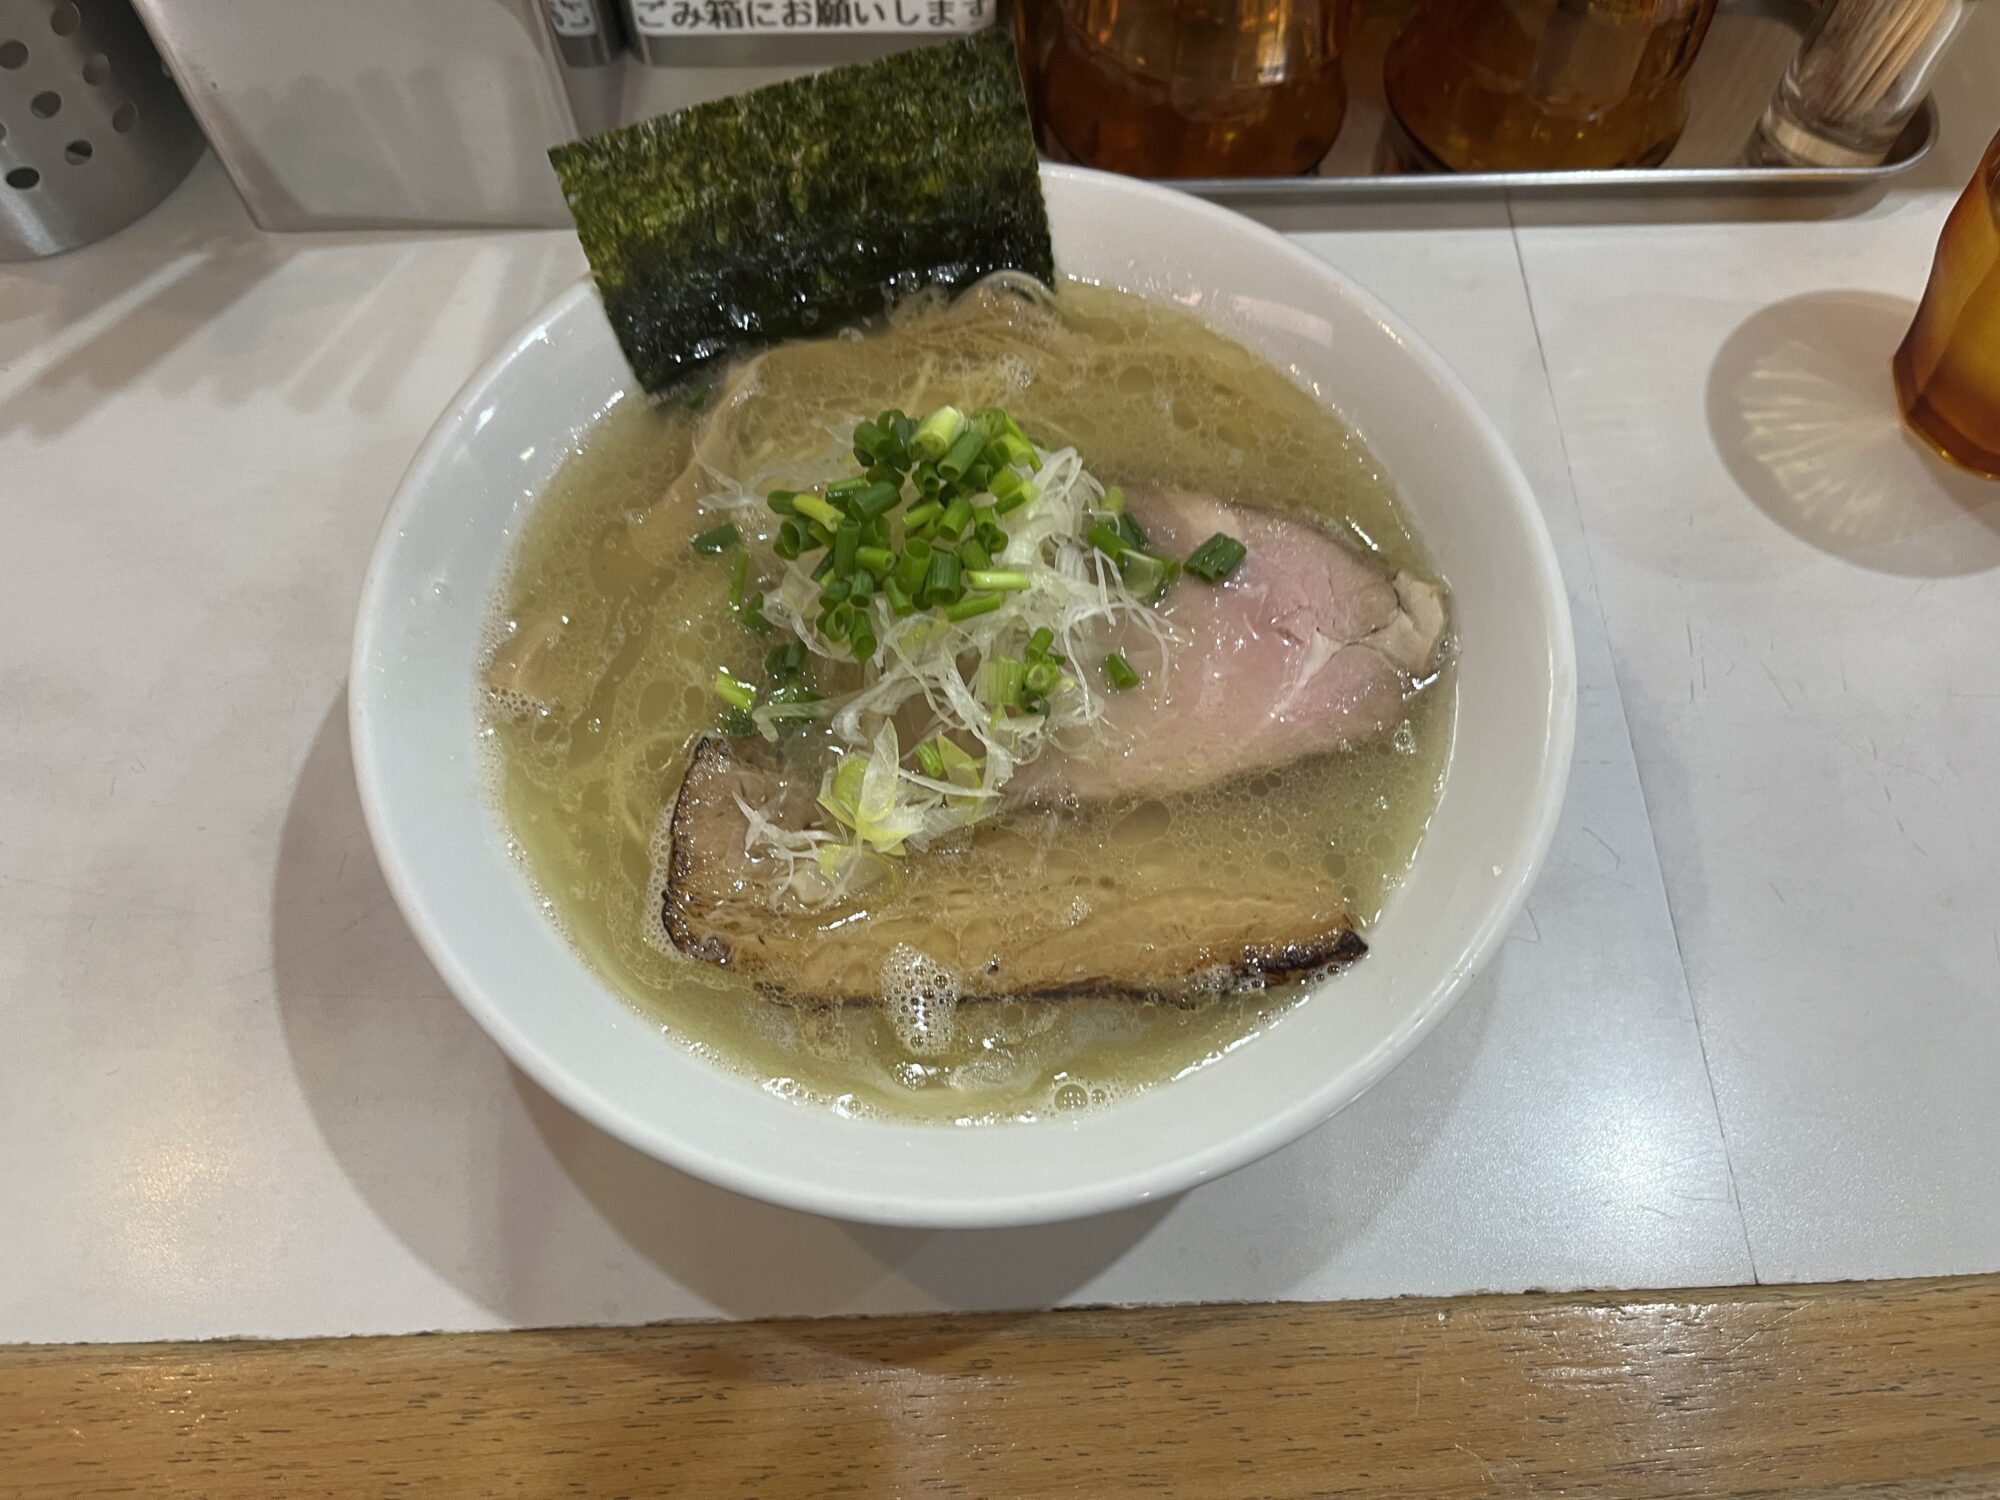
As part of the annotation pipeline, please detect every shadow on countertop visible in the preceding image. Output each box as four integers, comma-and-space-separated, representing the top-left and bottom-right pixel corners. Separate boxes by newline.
1707, 290, 2000, 578
0, 152, 578, 442
271, 694, 1476, 1326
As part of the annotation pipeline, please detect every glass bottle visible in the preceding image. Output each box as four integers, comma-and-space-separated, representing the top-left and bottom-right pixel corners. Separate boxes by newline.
1752, 0, 1968, 169
1893, 128, 2000, 479
1036, 0, 1347, 178
1384, 0, 1718, 173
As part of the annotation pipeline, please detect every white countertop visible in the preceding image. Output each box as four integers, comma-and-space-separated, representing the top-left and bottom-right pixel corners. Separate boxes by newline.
4, 44, 1998, 1343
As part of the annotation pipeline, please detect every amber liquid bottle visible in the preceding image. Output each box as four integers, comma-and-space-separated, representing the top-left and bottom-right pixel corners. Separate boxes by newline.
1893, 129, 2000, 479
1384, 0, 1717, 173
1036, 0, 1347, 178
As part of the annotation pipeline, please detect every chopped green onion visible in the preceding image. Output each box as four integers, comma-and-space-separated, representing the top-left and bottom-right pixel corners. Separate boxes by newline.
856, 545, 896, 576
826, 475, 868, 501
1119, 550, 1181, 602
810, 550, 837, 583
911, 405, 966, 462
974, 406, 1029, 448
936, 735, 983, 788
914, 738, 946, 779
849, 616, 878, 662
1114, 511, 1150, 552
821, 601, 855, 641
959, 538, 992, 573
773, 520, 806, 560
719, 707, 757, 738
1023, 661, 1061, 697
728, 550, 750, 610
1085, 521, 1128, 560
766, 490, 800, 517
1102, 653, 1142, 690
883, 576, 916, 616
1185, 532, 1248, 583
849, 568, 876, 600
895, 540, 932, 593
1027, 626, 1055, 659
992, 433, 1037, 469
1101, 486, 1126, 514
853, 480, 901, 519
947, 592, 1003, 623
852, 419, 895, 468
904, 500, 941, 533
938, 427, 986, 481
966, 569, 1031, 592
793, 494, 843, 529
714, 671, 756, 712
978, 656, 1026, 705
922, 549, 963, 607
741, 594, 774, 633
833, 522, 860, 577
993, 483, 1033, 516
938, 495, 974, 540
818, 577, 851, 607
692, 523, 740, 555
766, 640, 807, 678
976, 521, 1009, 555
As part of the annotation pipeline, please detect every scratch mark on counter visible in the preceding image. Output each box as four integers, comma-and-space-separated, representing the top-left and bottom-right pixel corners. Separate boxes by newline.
1583, 827, 1622, 870
1453, 1443, 1501, 1487
1761, 661, 1796, 712
1768, 880, 1786, 905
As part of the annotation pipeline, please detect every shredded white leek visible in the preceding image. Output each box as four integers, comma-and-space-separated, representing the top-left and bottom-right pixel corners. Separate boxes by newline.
713, 421, 1180, 908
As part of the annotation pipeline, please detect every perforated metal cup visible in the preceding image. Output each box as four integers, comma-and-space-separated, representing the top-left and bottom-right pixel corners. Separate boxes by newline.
1, 0, 204, 260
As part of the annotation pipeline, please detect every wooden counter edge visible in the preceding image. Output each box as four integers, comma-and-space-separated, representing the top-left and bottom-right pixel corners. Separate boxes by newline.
4, 1273, 1998, 1497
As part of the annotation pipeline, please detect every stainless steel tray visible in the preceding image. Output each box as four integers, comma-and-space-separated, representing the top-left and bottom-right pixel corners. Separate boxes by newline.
1059, 0, 1937, 202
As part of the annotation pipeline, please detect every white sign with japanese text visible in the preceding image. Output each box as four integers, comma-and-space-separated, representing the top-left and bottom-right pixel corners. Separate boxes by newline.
627, 0, 992, 35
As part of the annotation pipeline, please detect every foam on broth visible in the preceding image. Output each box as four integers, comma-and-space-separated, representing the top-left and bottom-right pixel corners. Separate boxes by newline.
481, 279, 1454, 1124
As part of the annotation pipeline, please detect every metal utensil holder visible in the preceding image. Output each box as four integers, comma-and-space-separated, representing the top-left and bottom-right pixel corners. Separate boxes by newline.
0, 0, 204, 261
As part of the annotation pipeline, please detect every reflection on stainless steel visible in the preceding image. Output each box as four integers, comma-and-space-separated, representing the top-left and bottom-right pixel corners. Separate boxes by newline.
131, 0, 582, 229
1162, 0, 1936, 200
0, 0, 205, 260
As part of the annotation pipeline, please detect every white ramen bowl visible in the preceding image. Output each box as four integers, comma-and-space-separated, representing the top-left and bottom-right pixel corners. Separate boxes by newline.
352, 165, 1576, 1228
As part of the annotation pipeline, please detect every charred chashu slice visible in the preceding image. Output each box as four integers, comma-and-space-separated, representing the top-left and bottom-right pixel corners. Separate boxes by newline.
662, 737, 1364, 1004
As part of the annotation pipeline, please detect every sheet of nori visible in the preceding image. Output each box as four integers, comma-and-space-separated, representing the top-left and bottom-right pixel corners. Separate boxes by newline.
547, 27, 1054, 395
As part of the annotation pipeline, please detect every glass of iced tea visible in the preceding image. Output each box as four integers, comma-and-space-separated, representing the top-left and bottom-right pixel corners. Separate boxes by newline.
1893, 128, 2000, 479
